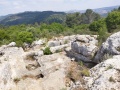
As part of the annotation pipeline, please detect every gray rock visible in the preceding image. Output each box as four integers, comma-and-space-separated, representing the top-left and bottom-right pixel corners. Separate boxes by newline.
32, 39, 46, 46
50, 44, 69, 53
47, 40, 61, 47
94, 31, 120, 63
84, 55, 120, 90
68, 35, 98, 62
7, 42, 16, 47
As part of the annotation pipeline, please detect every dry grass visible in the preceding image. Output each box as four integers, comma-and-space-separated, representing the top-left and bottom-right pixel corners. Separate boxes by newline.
65, 61, 89, 89
25, 54, 35, 61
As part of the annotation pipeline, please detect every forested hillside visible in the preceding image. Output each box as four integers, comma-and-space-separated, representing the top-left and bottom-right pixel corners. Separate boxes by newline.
0, 7, 120, 47
0, 11, 65, 25
0, 5, 119, 26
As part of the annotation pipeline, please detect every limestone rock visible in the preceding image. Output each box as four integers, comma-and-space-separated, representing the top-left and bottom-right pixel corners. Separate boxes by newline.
50, 44, 69, 53
94, 31, 120, 63
32, 39, 46, 46
47, 41, 61, 47
66, 35, 98, 62
84, 55, 120, 90
0, 45, 71, 90
7, 42, 16, 47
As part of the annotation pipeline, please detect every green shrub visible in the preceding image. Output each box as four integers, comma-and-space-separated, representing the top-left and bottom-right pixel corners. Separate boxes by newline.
81, 69, 90, 77
79, 61, 84, 66
43, 47, 52, 55
89, 19, 107, 32
106, 11, 120, 32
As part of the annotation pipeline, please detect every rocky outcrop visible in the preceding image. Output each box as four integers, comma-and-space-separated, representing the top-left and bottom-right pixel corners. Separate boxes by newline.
32, 39, 46, 46
46, 35, 76, 53
84, 55, 120, 90
94, 31, 120, 63
47, 40, 61, 47
2, 32, 120, 90
0, 42, 72, 90
50, 44, 69, 53
66, 35, 98, 63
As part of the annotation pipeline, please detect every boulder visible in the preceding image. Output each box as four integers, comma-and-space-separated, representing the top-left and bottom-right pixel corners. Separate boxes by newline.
50, 44, 69, 53
7, 42, 16, 47
36, 53, 71, 90
32, 39, 46, 46
71, 42, 98, 58
0, 46, 45, 90
94, 31, 120, 63
84, 55, 120, 90
67, 35, 98, 62
47, 40, 61, 47
0, 45, 72, 90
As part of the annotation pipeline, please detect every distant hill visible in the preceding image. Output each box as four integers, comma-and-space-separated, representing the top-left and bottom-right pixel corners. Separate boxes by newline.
0, 5, 119, 26
93, 5, 119, 17
0, 14, 12, 21
0, 11, 66, 25
67, 5, 120, 17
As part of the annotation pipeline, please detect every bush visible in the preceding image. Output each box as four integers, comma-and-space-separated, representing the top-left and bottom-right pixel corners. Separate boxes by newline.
106, 11, 120, 32
16, 31, 34, 46
97, 28, 109, 46
43, 47, 52, 55
89, 19, 107, 32
81, 69, 90, 77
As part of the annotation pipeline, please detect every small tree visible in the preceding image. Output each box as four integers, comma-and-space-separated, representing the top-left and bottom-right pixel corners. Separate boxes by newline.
16, 31, 34, 46
89, 19, 107, 32
89, 19, 108, 46
43, 47, 52, 55
106, 11, 120, 32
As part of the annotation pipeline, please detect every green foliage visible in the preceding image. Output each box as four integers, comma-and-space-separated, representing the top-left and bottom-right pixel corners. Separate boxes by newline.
43, 47, 52, 55
17, 31, 34, 43
82, 9, 101, 24
0, 30, 9, 45
0, 11, 65, 26
118, 6, 120, 11
66, 9, 100, 28
44, 14, 66, 24
0, 9, 119, 48
89, 19, 109, 46
79, 61, 84, 66
89, 19, 107, 32
66, 12, 82, 27
81, 69, 90, 77
106, 11, 120, 32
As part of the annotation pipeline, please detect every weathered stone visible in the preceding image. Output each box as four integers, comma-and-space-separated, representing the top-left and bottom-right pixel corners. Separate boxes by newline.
84, 55, 120, 90
7, 42, 16, 47
50, 44, 69, 53
66, 35, 98, 62
94, 31, 120, 63
47, 40, 61, 47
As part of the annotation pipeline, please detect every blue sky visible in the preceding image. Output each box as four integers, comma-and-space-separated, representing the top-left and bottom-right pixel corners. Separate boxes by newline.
0, 0, 120, 15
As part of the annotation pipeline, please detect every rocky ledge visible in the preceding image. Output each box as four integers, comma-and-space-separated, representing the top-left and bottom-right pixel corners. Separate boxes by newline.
0, 32, 120, 90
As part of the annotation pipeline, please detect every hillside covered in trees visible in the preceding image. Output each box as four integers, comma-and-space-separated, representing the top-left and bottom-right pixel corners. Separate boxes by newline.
0, 11, 66, 25
0, 7, 120, 47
